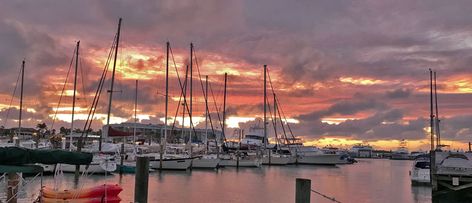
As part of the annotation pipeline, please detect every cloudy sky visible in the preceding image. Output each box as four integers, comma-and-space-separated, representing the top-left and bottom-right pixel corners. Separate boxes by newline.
1, 0, 471, 150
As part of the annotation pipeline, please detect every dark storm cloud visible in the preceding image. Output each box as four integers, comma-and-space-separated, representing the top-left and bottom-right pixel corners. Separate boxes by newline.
298, 99, 387, 121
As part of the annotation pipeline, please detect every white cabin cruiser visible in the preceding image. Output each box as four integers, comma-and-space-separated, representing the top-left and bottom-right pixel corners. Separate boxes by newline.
410, 154, 430, 185
295, 146, 342, 165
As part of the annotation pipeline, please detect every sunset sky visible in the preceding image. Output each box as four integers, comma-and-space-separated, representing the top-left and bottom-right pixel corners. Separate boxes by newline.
0, 1, 471, 150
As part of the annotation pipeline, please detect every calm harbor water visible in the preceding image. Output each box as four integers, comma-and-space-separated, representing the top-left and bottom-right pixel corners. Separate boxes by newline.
13, 159, 431, 203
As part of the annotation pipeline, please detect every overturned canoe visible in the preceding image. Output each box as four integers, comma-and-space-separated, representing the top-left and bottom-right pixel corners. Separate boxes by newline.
42, 184, 122, 199
41, 196, 121, 203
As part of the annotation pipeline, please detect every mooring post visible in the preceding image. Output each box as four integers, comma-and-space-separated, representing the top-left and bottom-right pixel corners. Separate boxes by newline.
120, 137, 125, 174
7, 172, 19, 203
296, 178, 311, 203
431, 151, 438, 191
135, 156, 149, 203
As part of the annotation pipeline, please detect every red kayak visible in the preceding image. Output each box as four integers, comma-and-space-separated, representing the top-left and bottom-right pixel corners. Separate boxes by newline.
42, 184, 122, 199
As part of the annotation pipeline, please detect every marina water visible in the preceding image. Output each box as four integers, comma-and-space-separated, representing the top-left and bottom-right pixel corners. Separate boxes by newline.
10, 159, 431, 203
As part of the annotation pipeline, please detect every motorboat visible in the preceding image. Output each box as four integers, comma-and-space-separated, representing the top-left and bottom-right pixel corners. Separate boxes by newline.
410, 154, 430, 185
295, 146, 342, 165
349, 144, 373, 158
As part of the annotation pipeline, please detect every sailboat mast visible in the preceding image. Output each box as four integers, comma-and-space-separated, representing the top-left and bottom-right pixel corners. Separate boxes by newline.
222, 73, 227, 141
429, 69, 435, 151
70, 41, 79, 151
205, 75, 209, 152
189, 43, 193, 146
102, 18, 122, 151
434, 71, 441, 147
134, 80, 138, 145
263, 65, 267, 150
161, 41, 170, 170
273, 93, 279, 151
181, 65, 188, 142
18, 60, 25, 140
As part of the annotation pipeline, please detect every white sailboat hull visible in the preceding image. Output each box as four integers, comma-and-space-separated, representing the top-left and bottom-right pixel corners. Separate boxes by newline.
219, 158, 262, 167
150, 158, 192, 170
59, 162, 117, 174
192, 157, 220, 169
262, 155, 292, 165
58, 153, 117, 174
297, 154, 341, 165
36, 164, 55, 173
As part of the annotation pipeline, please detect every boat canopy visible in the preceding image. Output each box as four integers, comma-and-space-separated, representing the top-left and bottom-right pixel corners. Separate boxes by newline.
0, 147, 93, 166
0, 164, 44, 173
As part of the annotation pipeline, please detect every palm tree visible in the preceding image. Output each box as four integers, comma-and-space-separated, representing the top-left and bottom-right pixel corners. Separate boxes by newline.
36, 122, 47, 138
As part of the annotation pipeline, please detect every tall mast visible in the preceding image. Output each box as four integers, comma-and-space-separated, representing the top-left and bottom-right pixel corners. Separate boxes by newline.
18, 60, 25, 140
189, 43, 193, 146
70, 41, 80, 151
181, 65, 188, 142
204, 75, 209, 152
434, 71, 441, 147
263, 65, 267, 149
134, 80, 138, 145
163, 41, 169, 155
222, 73, 227, 141
102, 18, 122, 151
429, 69, 435, 151
273, 93, 279, 151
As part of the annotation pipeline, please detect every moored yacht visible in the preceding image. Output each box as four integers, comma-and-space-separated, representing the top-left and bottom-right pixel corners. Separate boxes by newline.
295, 146, 342, 165
349, 144, 373, 158
410, 154, 430, 185
391, 140, 410, 160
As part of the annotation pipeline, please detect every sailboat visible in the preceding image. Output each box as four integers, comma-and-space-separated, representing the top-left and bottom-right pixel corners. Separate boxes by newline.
61, 19, 126, 174
261, 65, 292, 165
145, 41, 193, 170
261, 67, 341, 165
219, 128, 262, 167
184, 43, 221, 169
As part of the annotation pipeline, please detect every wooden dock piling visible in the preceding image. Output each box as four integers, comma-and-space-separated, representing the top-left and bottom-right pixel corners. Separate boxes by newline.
135, 156, 149, 203
295, 178, 311, 203
7, 172, 19, 203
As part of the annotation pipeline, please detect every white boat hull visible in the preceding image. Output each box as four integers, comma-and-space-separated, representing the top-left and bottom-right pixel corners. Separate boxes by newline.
59, 162, 117, 174
219, 158, 262, 167
150, 158, 192, 170
36, 164, 55, 173
297, 154, 341, 165
262, 156, 291, 165
411, 168, 430, 184
192, 157, 220, 169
